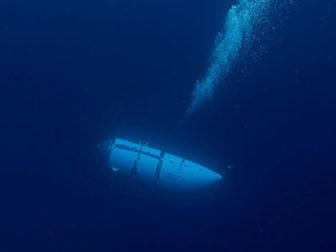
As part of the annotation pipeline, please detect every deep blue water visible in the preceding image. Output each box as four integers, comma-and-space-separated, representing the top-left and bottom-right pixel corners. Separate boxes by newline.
1, 0, 336, 251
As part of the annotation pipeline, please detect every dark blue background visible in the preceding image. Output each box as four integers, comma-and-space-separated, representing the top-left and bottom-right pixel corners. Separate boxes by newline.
1, 0, 335, 251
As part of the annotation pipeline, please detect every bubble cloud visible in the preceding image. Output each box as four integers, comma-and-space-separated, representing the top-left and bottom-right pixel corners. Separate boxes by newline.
186, 0, 291, 116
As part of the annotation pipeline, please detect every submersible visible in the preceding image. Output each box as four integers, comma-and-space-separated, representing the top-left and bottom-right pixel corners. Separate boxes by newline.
100, 138, 222, 190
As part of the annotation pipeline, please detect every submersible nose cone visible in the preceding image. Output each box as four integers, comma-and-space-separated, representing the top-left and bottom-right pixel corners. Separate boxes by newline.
209, 171, 222, 183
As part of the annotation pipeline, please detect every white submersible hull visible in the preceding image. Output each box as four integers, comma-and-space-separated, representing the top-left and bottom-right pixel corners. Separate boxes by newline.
101, 138, 222, 190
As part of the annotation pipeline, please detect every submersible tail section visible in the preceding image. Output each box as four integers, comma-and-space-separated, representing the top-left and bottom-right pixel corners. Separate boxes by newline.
101, 138, 222, 190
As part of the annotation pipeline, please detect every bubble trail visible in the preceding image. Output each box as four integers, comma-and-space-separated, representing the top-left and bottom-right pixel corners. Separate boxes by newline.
186, 0, 273, 117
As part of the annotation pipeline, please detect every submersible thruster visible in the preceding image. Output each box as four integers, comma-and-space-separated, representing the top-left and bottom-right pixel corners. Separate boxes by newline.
100, 138, 222, 190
